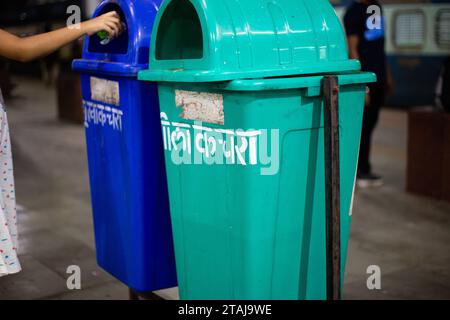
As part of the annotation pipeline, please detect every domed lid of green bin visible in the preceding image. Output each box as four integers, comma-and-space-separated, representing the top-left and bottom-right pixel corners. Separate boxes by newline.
138, 0, 361, 83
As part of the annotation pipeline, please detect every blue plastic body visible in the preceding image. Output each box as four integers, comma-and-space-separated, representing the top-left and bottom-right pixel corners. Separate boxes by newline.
72, 0, 177, 292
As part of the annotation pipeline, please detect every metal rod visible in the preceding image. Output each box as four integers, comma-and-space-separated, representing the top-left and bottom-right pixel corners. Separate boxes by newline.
323, 75, 341, 301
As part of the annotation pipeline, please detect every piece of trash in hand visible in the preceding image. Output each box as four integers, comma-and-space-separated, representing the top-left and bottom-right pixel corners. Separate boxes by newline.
97, 23, 127, 45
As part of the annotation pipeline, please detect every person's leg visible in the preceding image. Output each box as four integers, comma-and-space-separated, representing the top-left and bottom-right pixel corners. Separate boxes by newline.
358, 107, 373, 175
357, 82, 384, 186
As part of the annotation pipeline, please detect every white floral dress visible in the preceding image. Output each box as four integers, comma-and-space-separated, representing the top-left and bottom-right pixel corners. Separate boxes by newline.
0, 91, 21, 277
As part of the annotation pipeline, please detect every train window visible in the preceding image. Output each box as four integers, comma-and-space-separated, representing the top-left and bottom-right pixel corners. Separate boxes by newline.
393, 10, 426, 49
436, 10, 450, 49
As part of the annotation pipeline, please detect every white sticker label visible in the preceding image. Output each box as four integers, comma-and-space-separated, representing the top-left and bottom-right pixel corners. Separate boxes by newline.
90, 77, 120, 106
175, 90, 224, 125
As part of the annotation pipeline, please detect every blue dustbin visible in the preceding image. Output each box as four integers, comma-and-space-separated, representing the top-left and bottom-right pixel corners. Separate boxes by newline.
72, 0, 177, 292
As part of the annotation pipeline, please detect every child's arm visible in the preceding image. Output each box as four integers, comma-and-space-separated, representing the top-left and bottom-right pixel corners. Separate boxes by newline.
0, 11, 122, 63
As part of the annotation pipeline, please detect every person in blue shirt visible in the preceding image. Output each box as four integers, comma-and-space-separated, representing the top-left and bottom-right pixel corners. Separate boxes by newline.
344, 0, 394, 188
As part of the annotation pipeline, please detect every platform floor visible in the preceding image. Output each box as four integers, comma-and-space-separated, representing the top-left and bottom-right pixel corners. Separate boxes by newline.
0, 77, 449, 300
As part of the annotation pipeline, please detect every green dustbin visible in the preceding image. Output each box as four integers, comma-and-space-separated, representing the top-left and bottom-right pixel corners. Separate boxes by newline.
138, 0, 376, 300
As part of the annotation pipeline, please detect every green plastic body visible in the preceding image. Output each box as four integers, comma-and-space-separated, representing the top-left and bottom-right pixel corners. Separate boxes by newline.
154, 73, 374, 300
138, 0, 377, 300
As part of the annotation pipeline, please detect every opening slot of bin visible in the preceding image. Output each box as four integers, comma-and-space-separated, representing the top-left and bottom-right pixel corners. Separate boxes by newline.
88, 3, 129, 55
155, 0, 203, 60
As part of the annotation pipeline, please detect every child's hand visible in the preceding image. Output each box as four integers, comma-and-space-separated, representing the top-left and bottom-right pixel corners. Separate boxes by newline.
82, 11, 123, 38
0, 11, 124, 62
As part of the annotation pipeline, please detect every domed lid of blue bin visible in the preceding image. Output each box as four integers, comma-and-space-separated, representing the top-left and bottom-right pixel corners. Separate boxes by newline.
138, 0, 361, 82
73, 0, 161, 77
